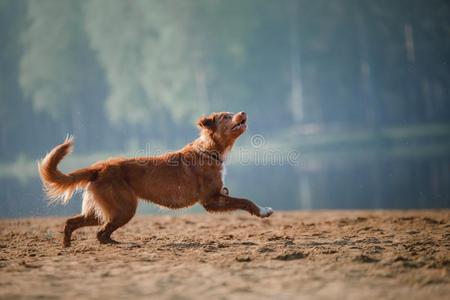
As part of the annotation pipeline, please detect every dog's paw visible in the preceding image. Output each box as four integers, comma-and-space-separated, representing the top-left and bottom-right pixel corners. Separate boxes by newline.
259, 206, 274, 218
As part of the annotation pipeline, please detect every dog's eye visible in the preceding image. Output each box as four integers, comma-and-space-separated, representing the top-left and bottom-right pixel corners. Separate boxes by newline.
223, 115, 232, 120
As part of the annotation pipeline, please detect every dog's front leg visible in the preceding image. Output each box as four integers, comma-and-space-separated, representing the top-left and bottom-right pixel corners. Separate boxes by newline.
202, 194, 273, 218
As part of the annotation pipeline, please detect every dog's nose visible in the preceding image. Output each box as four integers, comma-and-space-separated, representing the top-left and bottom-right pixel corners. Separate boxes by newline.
239, 111, 246, 118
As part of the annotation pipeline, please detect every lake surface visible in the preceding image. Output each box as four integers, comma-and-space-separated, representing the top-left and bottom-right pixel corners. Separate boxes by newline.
1, 153, 449, 218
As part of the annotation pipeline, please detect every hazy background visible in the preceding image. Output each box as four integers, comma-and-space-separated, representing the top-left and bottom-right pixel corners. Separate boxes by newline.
1, 0, 449, 218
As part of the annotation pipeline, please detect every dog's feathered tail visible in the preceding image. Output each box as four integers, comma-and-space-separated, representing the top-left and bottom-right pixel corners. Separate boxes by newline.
38, 136, 99, 204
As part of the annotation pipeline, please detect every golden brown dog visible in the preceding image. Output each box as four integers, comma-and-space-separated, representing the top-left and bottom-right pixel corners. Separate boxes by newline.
39, 112, 273, 247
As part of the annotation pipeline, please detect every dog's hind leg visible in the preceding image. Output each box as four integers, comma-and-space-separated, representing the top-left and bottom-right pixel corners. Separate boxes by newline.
96, 221, 125, 244
90, 180, 138, 244
63, 213, 101, 247
96, 206, 137, 244
63, 190, 105, 247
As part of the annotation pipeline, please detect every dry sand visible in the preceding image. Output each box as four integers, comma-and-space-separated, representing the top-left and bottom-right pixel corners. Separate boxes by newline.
0, 210, 449, 300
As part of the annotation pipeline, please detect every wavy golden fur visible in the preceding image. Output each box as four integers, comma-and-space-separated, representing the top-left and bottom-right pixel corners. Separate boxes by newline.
39, 112, 273, 247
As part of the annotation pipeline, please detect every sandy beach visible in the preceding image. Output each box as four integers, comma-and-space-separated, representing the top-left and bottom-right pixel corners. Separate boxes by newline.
0, 210, 449, 299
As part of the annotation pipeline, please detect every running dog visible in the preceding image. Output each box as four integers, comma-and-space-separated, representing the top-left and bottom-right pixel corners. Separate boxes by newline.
39, 112, 273, 247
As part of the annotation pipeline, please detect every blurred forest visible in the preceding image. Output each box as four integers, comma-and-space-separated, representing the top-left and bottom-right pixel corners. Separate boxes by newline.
1, 0, 449, 161
1, 0, 450, 216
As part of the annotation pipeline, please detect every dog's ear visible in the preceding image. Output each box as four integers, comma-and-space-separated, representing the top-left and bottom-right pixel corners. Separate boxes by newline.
197, 115, 216, 131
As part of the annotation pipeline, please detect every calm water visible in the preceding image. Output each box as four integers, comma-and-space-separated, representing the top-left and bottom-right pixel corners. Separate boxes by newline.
1, 154, 449, 218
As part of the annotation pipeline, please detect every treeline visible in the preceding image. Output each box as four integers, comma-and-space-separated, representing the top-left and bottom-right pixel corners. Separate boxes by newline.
1, 0, 449, 161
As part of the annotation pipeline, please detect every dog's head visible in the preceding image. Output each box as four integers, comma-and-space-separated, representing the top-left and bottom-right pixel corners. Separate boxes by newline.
197, 111, 247, 149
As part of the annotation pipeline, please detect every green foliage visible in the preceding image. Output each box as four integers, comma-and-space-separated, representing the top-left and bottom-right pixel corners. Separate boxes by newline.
19, 0, 88, 118
82, 0, 257, 125
1, 0, 449, 161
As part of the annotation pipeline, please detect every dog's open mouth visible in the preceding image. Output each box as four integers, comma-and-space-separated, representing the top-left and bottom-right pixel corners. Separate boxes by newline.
232, 118, 247, 130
